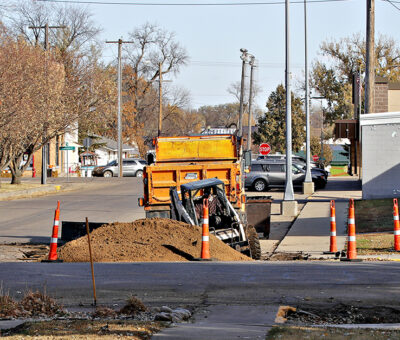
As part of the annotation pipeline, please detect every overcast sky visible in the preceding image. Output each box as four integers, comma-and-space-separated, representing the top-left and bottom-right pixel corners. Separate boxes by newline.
38, 0, 400, 110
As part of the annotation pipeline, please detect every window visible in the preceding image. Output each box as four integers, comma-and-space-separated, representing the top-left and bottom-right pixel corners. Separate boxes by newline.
269, 164, 283, 172
251, 164, 263, 172
139, 160, 146, 165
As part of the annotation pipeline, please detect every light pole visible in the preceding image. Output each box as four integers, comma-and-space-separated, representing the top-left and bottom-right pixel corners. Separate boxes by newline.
303, 0, 313, 195
247, 55, 256, 151
282, 0, 298, 216
238, 48, 248, 138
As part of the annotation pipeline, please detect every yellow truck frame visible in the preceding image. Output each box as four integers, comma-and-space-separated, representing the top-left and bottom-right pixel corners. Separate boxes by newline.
140, 134, 245, 218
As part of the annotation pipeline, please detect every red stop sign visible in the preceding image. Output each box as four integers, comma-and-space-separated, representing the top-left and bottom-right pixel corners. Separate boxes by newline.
312, 155, 319, 162
259, 143, 271, 156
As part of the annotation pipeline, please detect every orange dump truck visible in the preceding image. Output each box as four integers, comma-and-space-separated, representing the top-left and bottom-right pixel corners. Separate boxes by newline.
140, 134, 245, 218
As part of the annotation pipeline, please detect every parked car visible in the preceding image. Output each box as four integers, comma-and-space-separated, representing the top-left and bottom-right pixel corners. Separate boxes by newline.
245, 160, 327, 192
257, 154, 318, 168
92, 158, 146, 177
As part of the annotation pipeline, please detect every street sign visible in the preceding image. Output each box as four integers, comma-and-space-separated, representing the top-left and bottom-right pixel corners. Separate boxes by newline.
60, 146, 75, 151
259, 143, 271, 156
83, 137, 92, 149
312, 155, 319, 162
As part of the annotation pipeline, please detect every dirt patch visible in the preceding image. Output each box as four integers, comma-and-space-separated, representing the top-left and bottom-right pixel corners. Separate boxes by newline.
0, 244, 49, 262
268, 252, 310, 261
286, 304, 400, 324
57, 218, 252, 262
1, 320, 164, 339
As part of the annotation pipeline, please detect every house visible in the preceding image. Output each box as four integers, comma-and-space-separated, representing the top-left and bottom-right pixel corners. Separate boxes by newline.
90, 136, 140, 166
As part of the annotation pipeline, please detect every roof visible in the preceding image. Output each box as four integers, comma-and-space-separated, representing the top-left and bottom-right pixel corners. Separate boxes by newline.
96, 136, 138, 152
181, 178, 224, 191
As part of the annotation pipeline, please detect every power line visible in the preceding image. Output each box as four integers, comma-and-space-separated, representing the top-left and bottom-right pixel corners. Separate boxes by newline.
382, 0, 400, 11
37, 0, 352, 6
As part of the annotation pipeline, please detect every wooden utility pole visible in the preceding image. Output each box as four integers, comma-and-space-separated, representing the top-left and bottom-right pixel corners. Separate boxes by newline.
28, 24, 66, 185
158, 62, 163, 137
106, 39, 134, 177
365, 0, 375, 114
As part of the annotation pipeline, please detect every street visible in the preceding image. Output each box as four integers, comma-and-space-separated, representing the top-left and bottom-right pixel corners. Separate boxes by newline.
0, 178, 145, 244
0, 261, 398, 308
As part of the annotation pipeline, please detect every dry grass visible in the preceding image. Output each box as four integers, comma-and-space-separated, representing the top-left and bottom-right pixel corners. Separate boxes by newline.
267, 325, 400, 340
92, 306, 117, 318
356, 233, 397, 255
355, 199, 394, 233
0, 288, 64, 319
0, 183, 43, 193
119, 296, 147, 315
1, 320, 165, 339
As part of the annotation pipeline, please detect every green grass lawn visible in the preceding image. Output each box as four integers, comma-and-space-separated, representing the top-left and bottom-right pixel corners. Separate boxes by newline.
330, 166, 349, 177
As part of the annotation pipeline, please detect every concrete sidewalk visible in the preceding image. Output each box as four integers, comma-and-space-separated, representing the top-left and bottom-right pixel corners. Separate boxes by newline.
273, 176, 362, 259
275, 201, 348, 258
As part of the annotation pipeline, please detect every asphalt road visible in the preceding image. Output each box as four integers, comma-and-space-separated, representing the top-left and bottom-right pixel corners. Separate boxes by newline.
0, 178, 145, 243
0, 261, 398, 309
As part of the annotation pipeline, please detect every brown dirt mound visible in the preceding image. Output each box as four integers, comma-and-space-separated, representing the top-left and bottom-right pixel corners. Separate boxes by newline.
58, 218, 252, 262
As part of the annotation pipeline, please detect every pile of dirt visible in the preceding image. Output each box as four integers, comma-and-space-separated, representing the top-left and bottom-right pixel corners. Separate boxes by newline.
58, 218, 252, 262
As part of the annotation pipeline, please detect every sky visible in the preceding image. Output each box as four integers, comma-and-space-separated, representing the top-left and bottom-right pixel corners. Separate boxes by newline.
40, 0, 400, 110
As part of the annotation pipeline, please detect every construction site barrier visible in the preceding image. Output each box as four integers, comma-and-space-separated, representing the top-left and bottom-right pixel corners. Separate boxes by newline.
42, 201, 63, 263
324, 200, 337, 254
341, 198, 361, 262
200, 198, 211, 260
394, 198, 400, 251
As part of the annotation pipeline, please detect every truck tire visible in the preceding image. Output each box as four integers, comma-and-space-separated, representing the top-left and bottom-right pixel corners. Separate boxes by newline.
246, 225, 261, 260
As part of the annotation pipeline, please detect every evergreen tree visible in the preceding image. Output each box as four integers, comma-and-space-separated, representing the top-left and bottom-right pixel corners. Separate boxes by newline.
253, 84, 305, 153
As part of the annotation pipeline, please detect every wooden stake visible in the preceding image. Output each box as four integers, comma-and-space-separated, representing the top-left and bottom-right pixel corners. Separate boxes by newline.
86, 217, 97, 306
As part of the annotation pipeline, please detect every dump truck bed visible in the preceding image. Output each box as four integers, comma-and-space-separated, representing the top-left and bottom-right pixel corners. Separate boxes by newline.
142, 134, 244, 217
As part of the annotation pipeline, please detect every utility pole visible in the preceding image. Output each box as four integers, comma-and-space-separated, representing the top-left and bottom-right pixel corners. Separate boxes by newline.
247, 55, 255, 151
365, 0, 375, 114
238, 48, 248, 138
106, 39, 134, 178
29, 24, 66, 185
158, 62, 163, 137
303, 0, 313, 195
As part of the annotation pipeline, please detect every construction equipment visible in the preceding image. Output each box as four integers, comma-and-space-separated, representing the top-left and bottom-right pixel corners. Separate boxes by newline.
138, 133, 265, 259
139, 134, 245, 218
170, 178, 261, 260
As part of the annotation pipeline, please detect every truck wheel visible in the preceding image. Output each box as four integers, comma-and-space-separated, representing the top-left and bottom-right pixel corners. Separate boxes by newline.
253, 179, 267, 192
246, 225, 261, 260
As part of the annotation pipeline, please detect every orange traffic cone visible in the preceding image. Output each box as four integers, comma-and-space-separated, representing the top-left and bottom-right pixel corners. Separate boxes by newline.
393, 199, 400, 251
200, 199, 211, 260
324, 200, 338, 254
341, 198, 361, 262
42, 201, 63, 263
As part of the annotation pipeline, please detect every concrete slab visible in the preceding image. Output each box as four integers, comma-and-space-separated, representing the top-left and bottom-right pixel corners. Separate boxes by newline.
274, 201, 348, 257
281, 200, 298, 217
0, 320, 25, 330
152, 304, 277, 339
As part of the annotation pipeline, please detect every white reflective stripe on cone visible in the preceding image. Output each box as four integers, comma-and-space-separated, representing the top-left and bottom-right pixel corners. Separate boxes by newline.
395, 230, 400, 235
54, 220, 60, 226
202, 218, 209, 225
202, 236, 209, 242
348, 236, 356, 242
330, 217, 336, 222
331, 232, 336, 236
348, 218, 355, 224
395, 216, 399, 221
50, 237, 58, 244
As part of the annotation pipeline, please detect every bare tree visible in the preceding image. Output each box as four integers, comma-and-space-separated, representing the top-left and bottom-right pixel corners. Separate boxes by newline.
124, 23, 189, 123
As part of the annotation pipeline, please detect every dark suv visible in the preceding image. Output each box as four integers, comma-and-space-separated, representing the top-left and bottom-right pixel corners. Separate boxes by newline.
245, 160, 327, 192
92, 158, 146, 177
